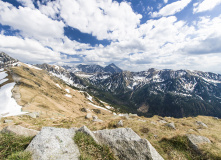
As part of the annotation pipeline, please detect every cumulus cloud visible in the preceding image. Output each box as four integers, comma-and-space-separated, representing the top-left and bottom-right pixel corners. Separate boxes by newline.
151, 0, 191, 17
0, 34, 61, 63
193, 0, 221, 13
0, 0, 221, 73
38, 0, 142, 41
0, 1, 64, 40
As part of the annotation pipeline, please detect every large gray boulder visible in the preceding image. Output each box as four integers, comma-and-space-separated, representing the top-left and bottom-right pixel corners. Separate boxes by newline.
186, 134, 211, 153
26, 127, 80, 160
93, 128, 164, 160
1, 125, 39, 137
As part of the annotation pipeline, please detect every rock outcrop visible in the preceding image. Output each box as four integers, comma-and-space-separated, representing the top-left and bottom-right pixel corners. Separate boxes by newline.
1, 125, 39, 137
22, 125, 163, 160
93, 128, 164, 160
186, 134, 211, 153
26, 127, 80, 160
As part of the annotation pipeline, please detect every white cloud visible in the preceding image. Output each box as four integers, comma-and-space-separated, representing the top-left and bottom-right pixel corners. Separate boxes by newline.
193, 0, 221, 13
0, 1, 64, 40
0, 34, 61, 63
0, 0, 221, 74
151, 0, 191, 17
164, 0, 168, 3
39, 0, 142, 41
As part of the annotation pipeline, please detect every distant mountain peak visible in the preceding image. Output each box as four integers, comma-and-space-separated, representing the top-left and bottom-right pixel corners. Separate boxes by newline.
104, 63, 122, 74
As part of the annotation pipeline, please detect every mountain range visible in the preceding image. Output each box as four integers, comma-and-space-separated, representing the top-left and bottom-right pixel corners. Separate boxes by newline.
1, 52, 221, 118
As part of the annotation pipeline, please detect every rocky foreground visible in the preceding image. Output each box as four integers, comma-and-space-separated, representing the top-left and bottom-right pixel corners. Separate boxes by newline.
1, 125, 164, 160
1, 124, 214, 160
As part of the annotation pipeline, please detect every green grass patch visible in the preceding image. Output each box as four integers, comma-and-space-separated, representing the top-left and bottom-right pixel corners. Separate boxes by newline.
0, 133, 33, 160
6, 151, 31, 160
159, 135, 204, 160
74, 132, 117, 160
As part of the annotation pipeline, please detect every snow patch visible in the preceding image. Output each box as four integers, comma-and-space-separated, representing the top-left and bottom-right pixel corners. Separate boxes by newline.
56, 84, 62, 89
0, 78, 8, 85
0, 82, 27, 117
65, 89, 70, 93
0, 71, 8, 80
75, 73, 93, 78
65, 94, 72, 98
25, 64, 42, 70
88, 103, 111, 112
105, 106, 113, 109
0, 68, 4, 72
86, 93, 93, 102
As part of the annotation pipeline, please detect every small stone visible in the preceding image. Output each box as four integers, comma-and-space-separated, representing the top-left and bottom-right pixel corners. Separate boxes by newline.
116, 120, 124, 127
4, 120, 13, 123
159, 120, 167, 124
196, 121, 208, 128
165, 122, 176, 130
85, 113, 92, 119
80, 108, 87, 112
151, 121, 157, 125
28, 113, 37, 118
213, 117, 219, 120
92, 115, 98, 120
154, 135, 158, 138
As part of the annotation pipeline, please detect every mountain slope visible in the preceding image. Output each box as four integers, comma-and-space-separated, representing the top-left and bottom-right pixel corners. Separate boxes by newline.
82, 68, 221, 118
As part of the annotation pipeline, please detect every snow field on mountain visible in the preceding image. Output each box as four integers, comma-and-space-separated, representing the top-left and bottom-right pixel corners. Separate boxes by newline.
88, 103, 111, 112
0, 82, 27, 117
25, 64, 42, 70
0, 70, 8, 85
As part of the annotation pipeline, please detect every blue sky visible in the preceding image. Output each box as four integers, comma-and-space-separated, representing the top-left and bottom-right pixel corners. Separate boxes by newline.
0, 0, 221, 73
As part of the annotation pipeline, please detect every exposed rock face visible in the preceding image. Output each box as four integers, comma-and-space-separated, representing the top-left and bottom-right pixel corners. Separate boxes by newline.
1, 125, 39, 137
0, 52, 18, 68
186, 134, 211, 153
26, 127, 80, 160
93, 128, 164, 160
